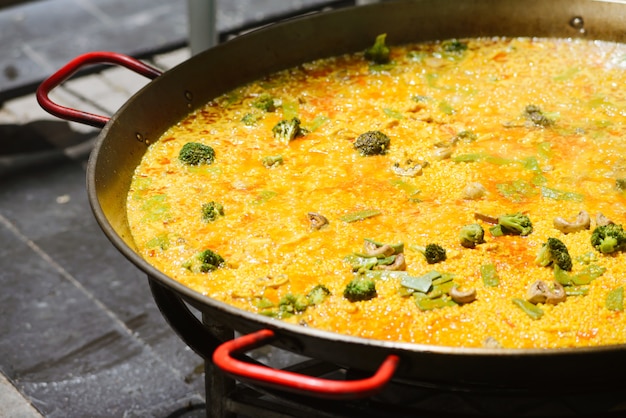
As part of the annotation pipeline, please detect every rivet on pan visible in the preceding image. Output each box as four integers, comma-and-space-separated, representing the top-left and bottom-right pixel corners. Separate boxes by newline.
569, 16, 585, 34
184, 90, 193, 101
135, 133, 144, 143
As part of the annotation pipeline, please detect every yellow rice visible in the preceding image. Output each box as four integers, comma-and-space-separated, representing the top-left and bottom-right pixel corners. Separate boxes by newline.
126, 37, 626, 348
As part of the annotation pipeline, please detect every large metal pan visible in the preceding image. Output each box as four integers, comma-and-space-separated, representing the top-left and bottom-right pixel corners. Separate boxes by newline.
38, 0, 626, 398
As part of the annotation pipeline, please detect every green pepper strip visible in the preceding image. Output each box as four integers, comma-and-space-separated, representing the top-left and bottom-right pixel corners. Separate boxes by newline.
554, 264, 605, 286
541, 186, 584, 202
480, 263, 499, 287
565, 287, 588, 297
340, 209, 381, 223
428, 280, 455, 299
512, 298, 544, 320
344, 254, 378, 272
415, 294, 457, 311
400, 271, 439, 293
606, 287, 624, 312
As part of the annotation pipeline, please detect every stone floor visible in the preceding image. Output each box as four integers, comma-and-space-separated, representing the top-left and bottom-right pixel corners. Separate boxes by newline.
0, 1, 347, 417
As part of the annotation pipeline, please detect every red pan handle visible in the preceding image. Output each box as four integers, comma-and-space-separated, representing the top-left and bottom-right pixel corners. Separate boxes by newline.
213, 328, 400, 400
36, 51, 162, 129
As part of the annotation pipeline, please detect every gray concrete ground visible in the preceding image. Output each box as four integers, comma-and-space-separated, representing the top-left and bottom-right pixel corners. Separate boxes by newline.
0, 1, 345, 416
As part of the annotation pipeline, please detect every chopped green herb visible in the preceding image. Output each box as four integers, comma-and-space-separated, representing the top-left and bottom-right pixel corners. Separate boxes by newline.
496, 180, 537, 202
281, 101, 299, 120
252, 190, 277, 205
389, 179, 421, 198
254, 297, 275, 309
306, 114, 329, 131
553, 67, 580, 81
141, 194, 170, 221
536, 141, 553, 158
383, 108, 403, 119
145, 233, 171, 250
438, 100, 455, 115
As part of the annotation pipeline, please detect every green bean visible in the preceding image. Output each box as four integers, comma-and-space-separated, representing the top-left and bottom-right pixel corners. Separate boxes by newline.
606, 287, 624, 312
389, 179, 421, 198
565, 287, 588, 296
512, 298, 544, 320
541, 186, 584, 202
400, 271, 438, 293
428, 280, 455, 299
415, 294, 457, 311
480, 263, 500, 287
340, 209, 381, 223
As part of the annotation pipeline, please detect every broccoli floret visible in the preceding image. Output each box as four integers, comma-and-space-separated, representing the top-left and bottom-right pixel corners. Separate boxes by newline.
307, 284, 331, 306
522, 105, 554, 127
183, 249, 225, 273
261, 155, 284, 168
272, 117, 306, 142
178, 142, 216, 165
414, 243, 447, 264
364, 33, 390, 64
591, 223, 626, 254
252, 93, 276, 112
353, 131, 391, 156
490, 213, 533, 236
535, 237, 573, 271
241, 113, 261, 126
279, 293, 309, 315
616, 178, 626, 192
201, 201, 224, 222
441, 39, 468, 54
343, 278, 377, 302
459, 223, 485, 248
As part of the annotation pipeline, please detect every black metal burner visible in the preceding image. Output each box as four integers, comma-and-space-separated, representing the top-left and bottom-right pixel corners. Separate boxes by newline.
149, 280, 626, 418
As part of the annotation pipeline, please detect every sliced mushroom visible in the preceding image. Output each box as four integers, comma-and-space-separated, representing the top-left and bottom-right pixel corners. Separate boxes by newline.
596, 212, 614, 227
363, 241, 395, 257
375, 253, 407, 271
553, 210, 590, 234
526, 280, 549, 304
463, 182, 487, 200
545, 282, 566, 305
450, 286, 477, 304
526, 280, 567, 305
432, 146, 453, 160
391, 161, 423, 177
307, 212, 329, 230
